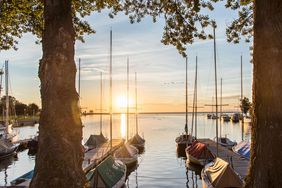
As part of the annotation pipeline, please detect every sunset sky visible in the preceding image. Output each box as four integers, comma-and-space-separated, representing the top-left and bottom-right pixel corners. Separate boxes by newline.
0, 2, 252, 113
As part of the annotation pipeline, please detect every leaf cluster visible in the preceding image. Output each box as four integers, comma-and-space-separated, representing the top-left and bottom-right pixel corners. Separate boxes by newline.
225, 0, 253, 43
116, 0, 221, 57
1, 0, 254, 57
0, 0, 43, 50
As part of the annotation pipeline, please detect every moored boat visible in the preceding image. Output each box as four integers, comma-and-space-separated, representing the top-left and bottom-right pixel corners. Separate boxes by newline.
114, 142, 138, 169
211, 114, 218, 119
176, 134, 194, 156
128, 73, 145, 154
0, 61, 19, 143
201, 157, 243, 188
0, 139, 19, 160
86, 155, 126, 188
207, 114, 212, 119
222, 114, 231, 122
176, 57, 193, 156
85, 133, 107, 151
186, 141, 215, 166
232, 140, 250, 160
12, 155, 127, 188
216, 137, 237, 150
231, 113, 240, 123
128, 133, 145, 153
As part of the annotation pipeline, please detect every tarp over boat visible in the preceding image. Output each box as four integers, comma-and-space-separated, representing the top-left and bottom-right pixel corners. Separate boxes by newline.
175, 134, 193, 144
85, 134, 107, 148
115, 143, 138, 158
187, 141, 214, 159
128, 133, 145, 146
87, 155, 126, 188
233, 140, 250, 160
203, 158, 243, 188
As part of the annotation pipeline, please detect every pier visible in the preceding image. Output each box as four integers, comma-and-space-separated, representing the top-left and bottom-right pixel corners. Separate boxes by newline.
198, 138, 249, 179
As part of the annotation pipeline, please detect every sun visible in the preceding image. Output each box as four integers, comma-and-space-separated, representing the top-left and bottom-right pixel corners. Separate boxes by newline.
116, 95, 134, 110
116, 95, 128, 109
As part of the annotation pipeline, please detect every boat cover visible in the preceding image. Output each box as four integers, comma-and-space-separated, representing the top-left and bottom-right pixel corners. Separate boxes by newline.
187, 141, 214, 159
0, 139, 13, 150
175, 134, 193, 143
115, 143, 138, 158
95, 156, 126, 187
128, 133, 145, 145
204, 158, 243, 188
233, 140, 250, 160
85, 134, 107, 148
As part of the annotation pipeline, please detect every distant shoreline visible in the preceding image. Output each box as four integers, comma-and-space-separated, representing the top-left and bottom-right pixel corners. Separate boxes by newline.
82, 111, 241, 116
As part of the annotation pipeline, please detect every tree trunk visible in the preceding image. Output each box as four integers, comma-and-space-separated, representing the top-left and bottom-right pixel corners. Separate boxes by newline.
30, 1, 86, 187
246, 0, 282, 187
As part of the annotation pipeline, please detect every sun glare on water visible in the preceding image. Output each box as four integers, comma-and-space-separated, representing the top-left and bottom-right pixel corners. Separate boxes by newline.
116, 95, 133, 138
120, 113, 126, 138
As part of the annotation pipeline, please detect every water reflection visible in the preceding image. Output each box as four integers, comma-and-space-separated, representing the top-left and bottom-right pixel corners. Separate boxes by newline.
120, 114, 126, 139
0, 114, 251, 187
186, 161, 202, 188
0, 156, 16, 186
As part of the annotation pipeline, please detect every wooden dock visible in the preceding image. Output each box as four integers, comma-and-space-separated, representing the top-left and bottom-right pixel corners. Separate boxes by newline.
82, 139, 124, 172
198, 138, 250, 179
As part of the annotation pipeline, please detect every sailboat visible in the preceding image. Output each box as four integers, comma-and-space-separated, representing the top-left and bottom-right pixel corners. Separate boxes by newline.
222, 114, 231, 122
0, 62, 18, 142
217, 78, 237, 149
231, 113, 240, 123
0, 61, 19, 160
233, 55, 251, 159
128, 72, 145, 153
186, 57, 215, 166
201, 157, 243, 188
176, 57, 194, 156
89, 29, 127, 188
86, 155, 126, 188
201, 25, 243, 188
85, 72, 107, 151
114, 58, 138, 169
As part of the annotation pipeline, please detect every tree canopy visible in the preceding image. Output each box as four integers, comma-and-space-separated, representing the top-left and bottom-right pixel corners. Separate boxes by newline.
0, 95, 40, 116
240, 97, 251, 115
0, 0, 253, 56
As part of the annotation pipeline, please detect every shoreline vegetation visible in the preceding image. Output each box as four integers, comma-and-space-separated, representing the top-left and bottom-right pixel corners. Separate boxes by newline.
82, 111, 248, 115
8, 116, 39, 127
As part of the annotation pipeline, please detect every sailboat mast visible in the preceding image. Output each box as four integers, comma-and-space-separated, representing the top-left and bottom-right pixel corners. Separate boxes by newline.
110, 29, 113, 150
127, 57, 129, 141
135, 72, 138, 135
78, 58, 81, 99
100, 72, 103, 135
241, 54, 244, 141
195, 56, 198, 139
5, 60, 9, 130
185, 57, 188, 136
241, 55, 243, 103
220, 78, 222, 138
213, 26, 219, 156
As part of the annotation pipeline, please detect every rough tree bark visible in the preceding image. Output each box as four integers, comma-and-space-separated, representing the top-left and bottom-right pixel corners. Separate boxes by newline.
30, 0, 86, 187
246, 0, 282, 187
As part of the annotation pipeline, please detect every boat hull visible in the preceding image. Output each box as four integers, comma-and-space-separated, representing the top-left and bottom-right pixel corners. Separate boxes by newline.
187, 153, 205, 166
0, 141, 19, 160
175, 134, 193, 156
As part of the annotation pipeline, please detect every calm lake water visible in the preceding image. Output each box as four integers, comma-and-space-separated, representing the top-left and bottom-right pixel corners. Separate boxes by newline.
0, 114, 251, 187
